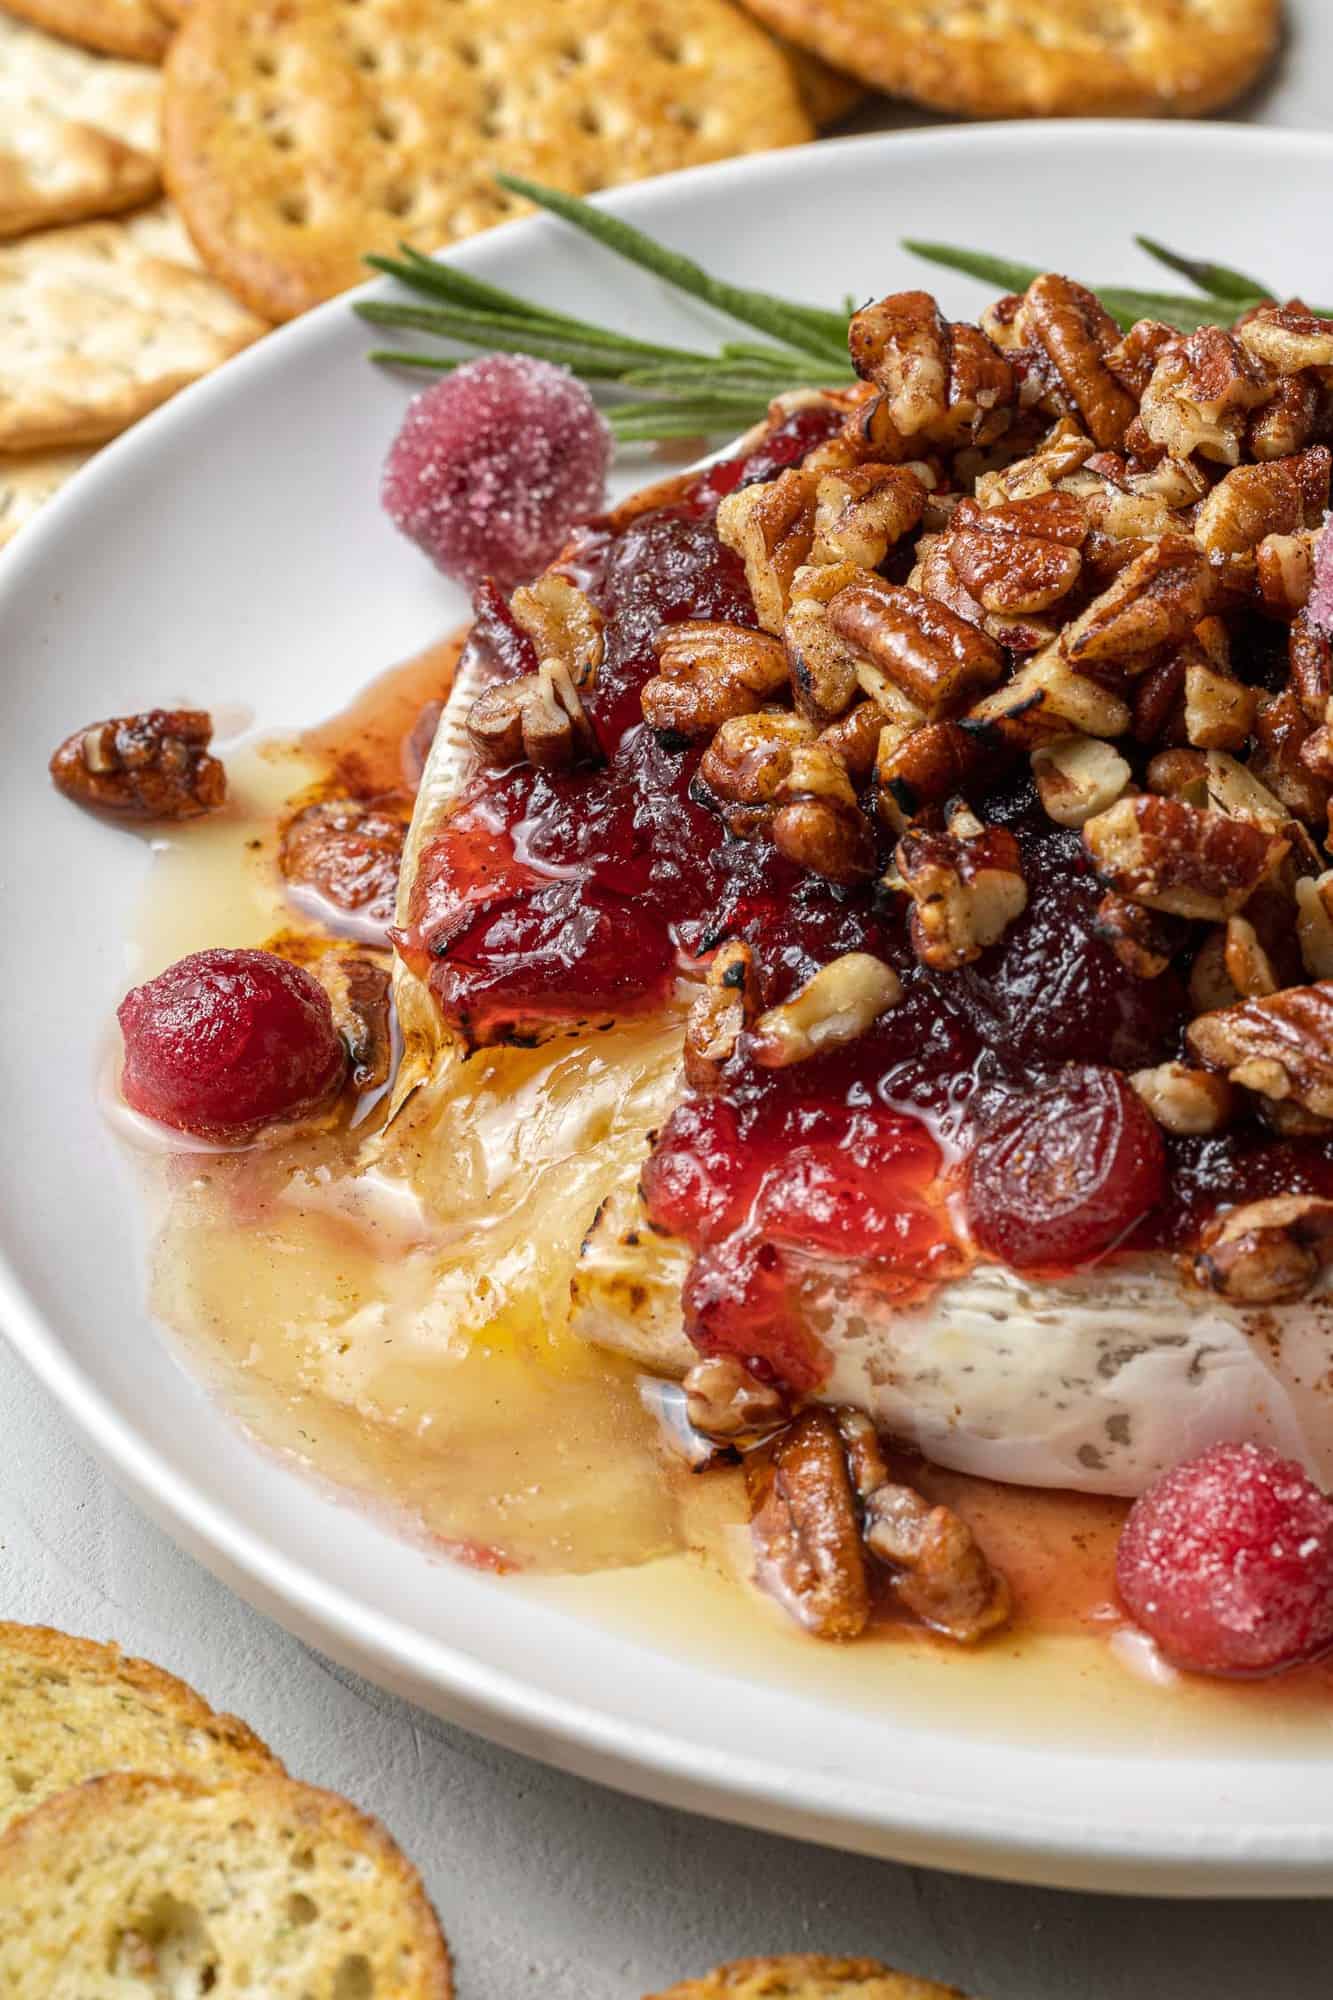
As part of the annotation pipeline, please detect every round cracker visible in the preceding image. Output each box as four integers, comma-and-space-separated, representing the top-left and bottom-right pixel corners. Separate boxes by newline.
645, 1956, 970, 2000
162, 0, 813, 324
778, 39, 867, 126
1, 0, 171, 64
735, 0, 1280, 119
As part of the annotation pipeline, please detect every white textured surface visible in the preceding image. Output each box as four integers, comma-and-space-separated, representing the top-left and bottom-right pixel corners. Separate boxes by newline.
8, 10, 1333, 1991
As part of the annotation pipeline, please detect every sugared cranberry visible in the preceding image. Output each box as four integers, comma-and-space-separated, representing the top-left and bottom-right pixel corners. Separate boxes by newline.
967, 1066, 1166, 1270
118, 948, 347, 1142
381, 354, 610, 590
1117, 1443, 1333, 1676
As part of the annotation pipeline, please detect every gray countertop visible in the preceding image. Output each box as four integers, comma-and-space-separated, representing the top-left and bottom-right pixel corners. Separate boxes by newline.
6, 10, 1333, 1992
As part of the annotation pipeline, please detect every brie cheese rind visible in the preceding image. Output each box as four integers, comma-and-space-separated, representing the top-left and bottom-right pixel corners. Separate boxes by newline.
387, 446, 1333, 1507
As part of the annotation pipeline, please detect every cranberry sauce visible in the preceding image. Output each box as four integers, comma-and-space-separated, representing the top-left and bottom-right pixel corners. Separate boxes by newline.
393, 408, 1333, 1385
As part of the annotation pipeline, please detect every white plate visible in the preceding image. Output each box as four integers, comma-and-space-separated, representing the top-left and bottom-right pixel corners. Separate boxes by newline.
5, 122, 1333, 1897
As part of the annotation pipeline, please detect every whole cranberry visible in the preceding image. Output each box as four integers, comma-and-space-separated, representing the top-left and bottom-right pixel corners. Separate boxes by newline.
1117, 1441, 1333, 1676
118, 947, 347, 1143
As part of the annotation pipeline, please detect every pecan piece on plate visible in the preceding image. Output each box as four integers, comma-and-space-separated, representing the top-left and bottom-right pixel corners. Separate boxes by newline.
701, 713, 877, 884
1014, 274, 1138, 448
750, 953, 902, 1069
642, 622, 789, 741
683, 1355, 788, 1443
683, 940, 760, 1090
1031, 734, 1131, 828
1130, 1061, 1233, 1136
280, 796, 407, 929
1188, 983, 1333, 1119
892, 803, 1027, 970
1238, 304, 1333, 375
809, 462, 926, 570
828, 577, 1004, 720
313, 951, 393, 1095
746, 1408, 871, 1643
1083, 794, 1288, 921
1059, 535, 1209, 677
509, 573, 603, 689
1093, 891, 1185, 979
1138, 326, 1272, 465
941, 490, 1087, 616
716, 468, 817, 634
964, 644, 1130, 746
847, 290, 1015, 448
1193, 1194, 1333, 1305
50, 709, 226, 821
466, 658, 598, 770
876, 718, 992, 832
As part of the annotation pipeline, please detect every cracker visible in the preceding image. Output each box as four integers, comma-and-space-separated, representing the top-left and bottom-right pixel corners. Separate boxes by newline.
776, 39, 866, 127
0, 205, 267, 451
0, 446, 93, 549
735, 0, 1280, 119
0, 16, 162, 238
645, 1957, 971, 2000
1, 0, 171, 64
162, 0, 813, 324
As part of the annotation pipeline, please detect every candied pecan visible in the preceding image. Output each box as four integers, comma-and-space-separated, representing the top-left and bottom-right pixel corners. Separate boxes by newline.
964, 644, 1130, 747
1180, 631, 1257, 753
892, 803, 1027, 971
1138, 326, 1272, 465
466, 659, 598, 770
1238, 304, 1333, 374
876, 717, 992, 831
1014, 274, 1138, 448
1195, 461, 1303, 558
1083, 794, 1288, 921
715, 468, 817, 634
1106, 317, 1178, 398
700, 713, 876, 883
848, 290, 1015, 448
1131, 653, 1188, 747
1289, 609, 1333, 723
1296, 873, 1333, 980
784, 590, 882, 728
1093, 891, 1184, 979
1247, 371, 1320, 460
1060, 536, 1209, 677
827, 578, 1004, 720
973, 415, 1095, 504
1250, 689, 1331, 827
1194, 1195, 1333, 1305
861, 1478, 1012, 1644
750, 953, 902, 1069
746, 1408, 871, 1643
50, 709, 225, 821
683, 1356, 788, 1442
642, 622, 789, 741
809, 462, 926, 569
1256, 531, 1317, 618
1223, 913, 1279, 999
1030, 734, 1131, 828
509, 573, 603, 689
280, 796, 408, 928
700, 709, 816, 830
1189, 929, 1242, 1012
818, 699, 885, 782
683, 940, 759, 1090
941, 491, 1086, 616
1131, 1062, 1233, 1136
1188, 983, 1333, 1119
313, 951, 393, 1095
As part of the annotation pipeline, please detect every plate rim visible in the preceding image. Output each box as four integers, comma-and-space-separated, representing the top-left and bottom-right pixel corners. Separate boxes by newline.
7, 118, 1333, 1896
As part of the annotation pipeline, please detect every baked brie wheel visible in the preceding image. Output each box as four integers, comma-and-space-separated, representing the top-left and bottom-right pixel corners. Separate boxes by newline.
389, 282, 1333, 1638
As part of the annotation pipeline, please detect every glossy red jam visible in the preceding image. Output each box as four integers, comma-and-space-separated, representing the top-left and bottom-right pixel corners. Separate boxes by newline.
119, 948, 347, 1143
393, 412, 1333, 1386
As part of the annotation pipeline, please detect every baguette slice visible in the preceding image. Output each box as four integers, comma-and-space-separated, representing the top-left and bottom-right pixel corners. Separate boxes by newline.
0, 1771, 452, 1997
0, 1621, 278, 1836
646, 1955, 971, 2000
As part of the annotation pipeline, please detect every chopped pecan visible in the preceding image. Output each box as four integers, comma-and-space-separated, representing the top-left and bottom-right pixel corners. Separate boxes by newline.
973, 415, 1095, 504
683, 1356, 787, 1441
1194, 456, 1309, 556
1131, 653, 1188, 746
1138, 326, 1273, 465
818, 699, 886, 782
941, 491, 1086, 615
1093, 891, 1184, 978
1060, 536, 1209, 677
809, 462, 926, 569
683, 940, 759, 1090
862, 1479, 1012, 1644
466, 658, 598, 770
1247, 371, 1320, 460
1222, 913, 1279, 999
1296, 873, 1333, 980
827, 578, 1004, 720
1083, 793, 1288, 921
1106, 317, 1178, 398
1189, 929, 1242, 1012
1014, 273, 1138, 448
964, 644, 1131, 747
1289, 609, 1333, 723
1030, 734, 1131, 828
1238, 304, 1333, 374
50, 709, 226, 821
313, 951, 393, 1095
1194, 1195, 1333, 1305
700, 713, 877, 883
785, 590, 884, 728
848, 290, 1015, 448
1131, 1061, 1233, 1136
746, 1408, 870, 1642
280, 796, 408, 929
642, 622, 789, 741
715, 468, 817, 634
892, 803, 1027, 970
750, 953, 902, 1069
509, 573, 603, 688
1256, 531, 1317, 617
1188, 983, 1333, 1118
1250, 688, 1331, 827
1180, 625, 1257, 752
876, 717, 992, 831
